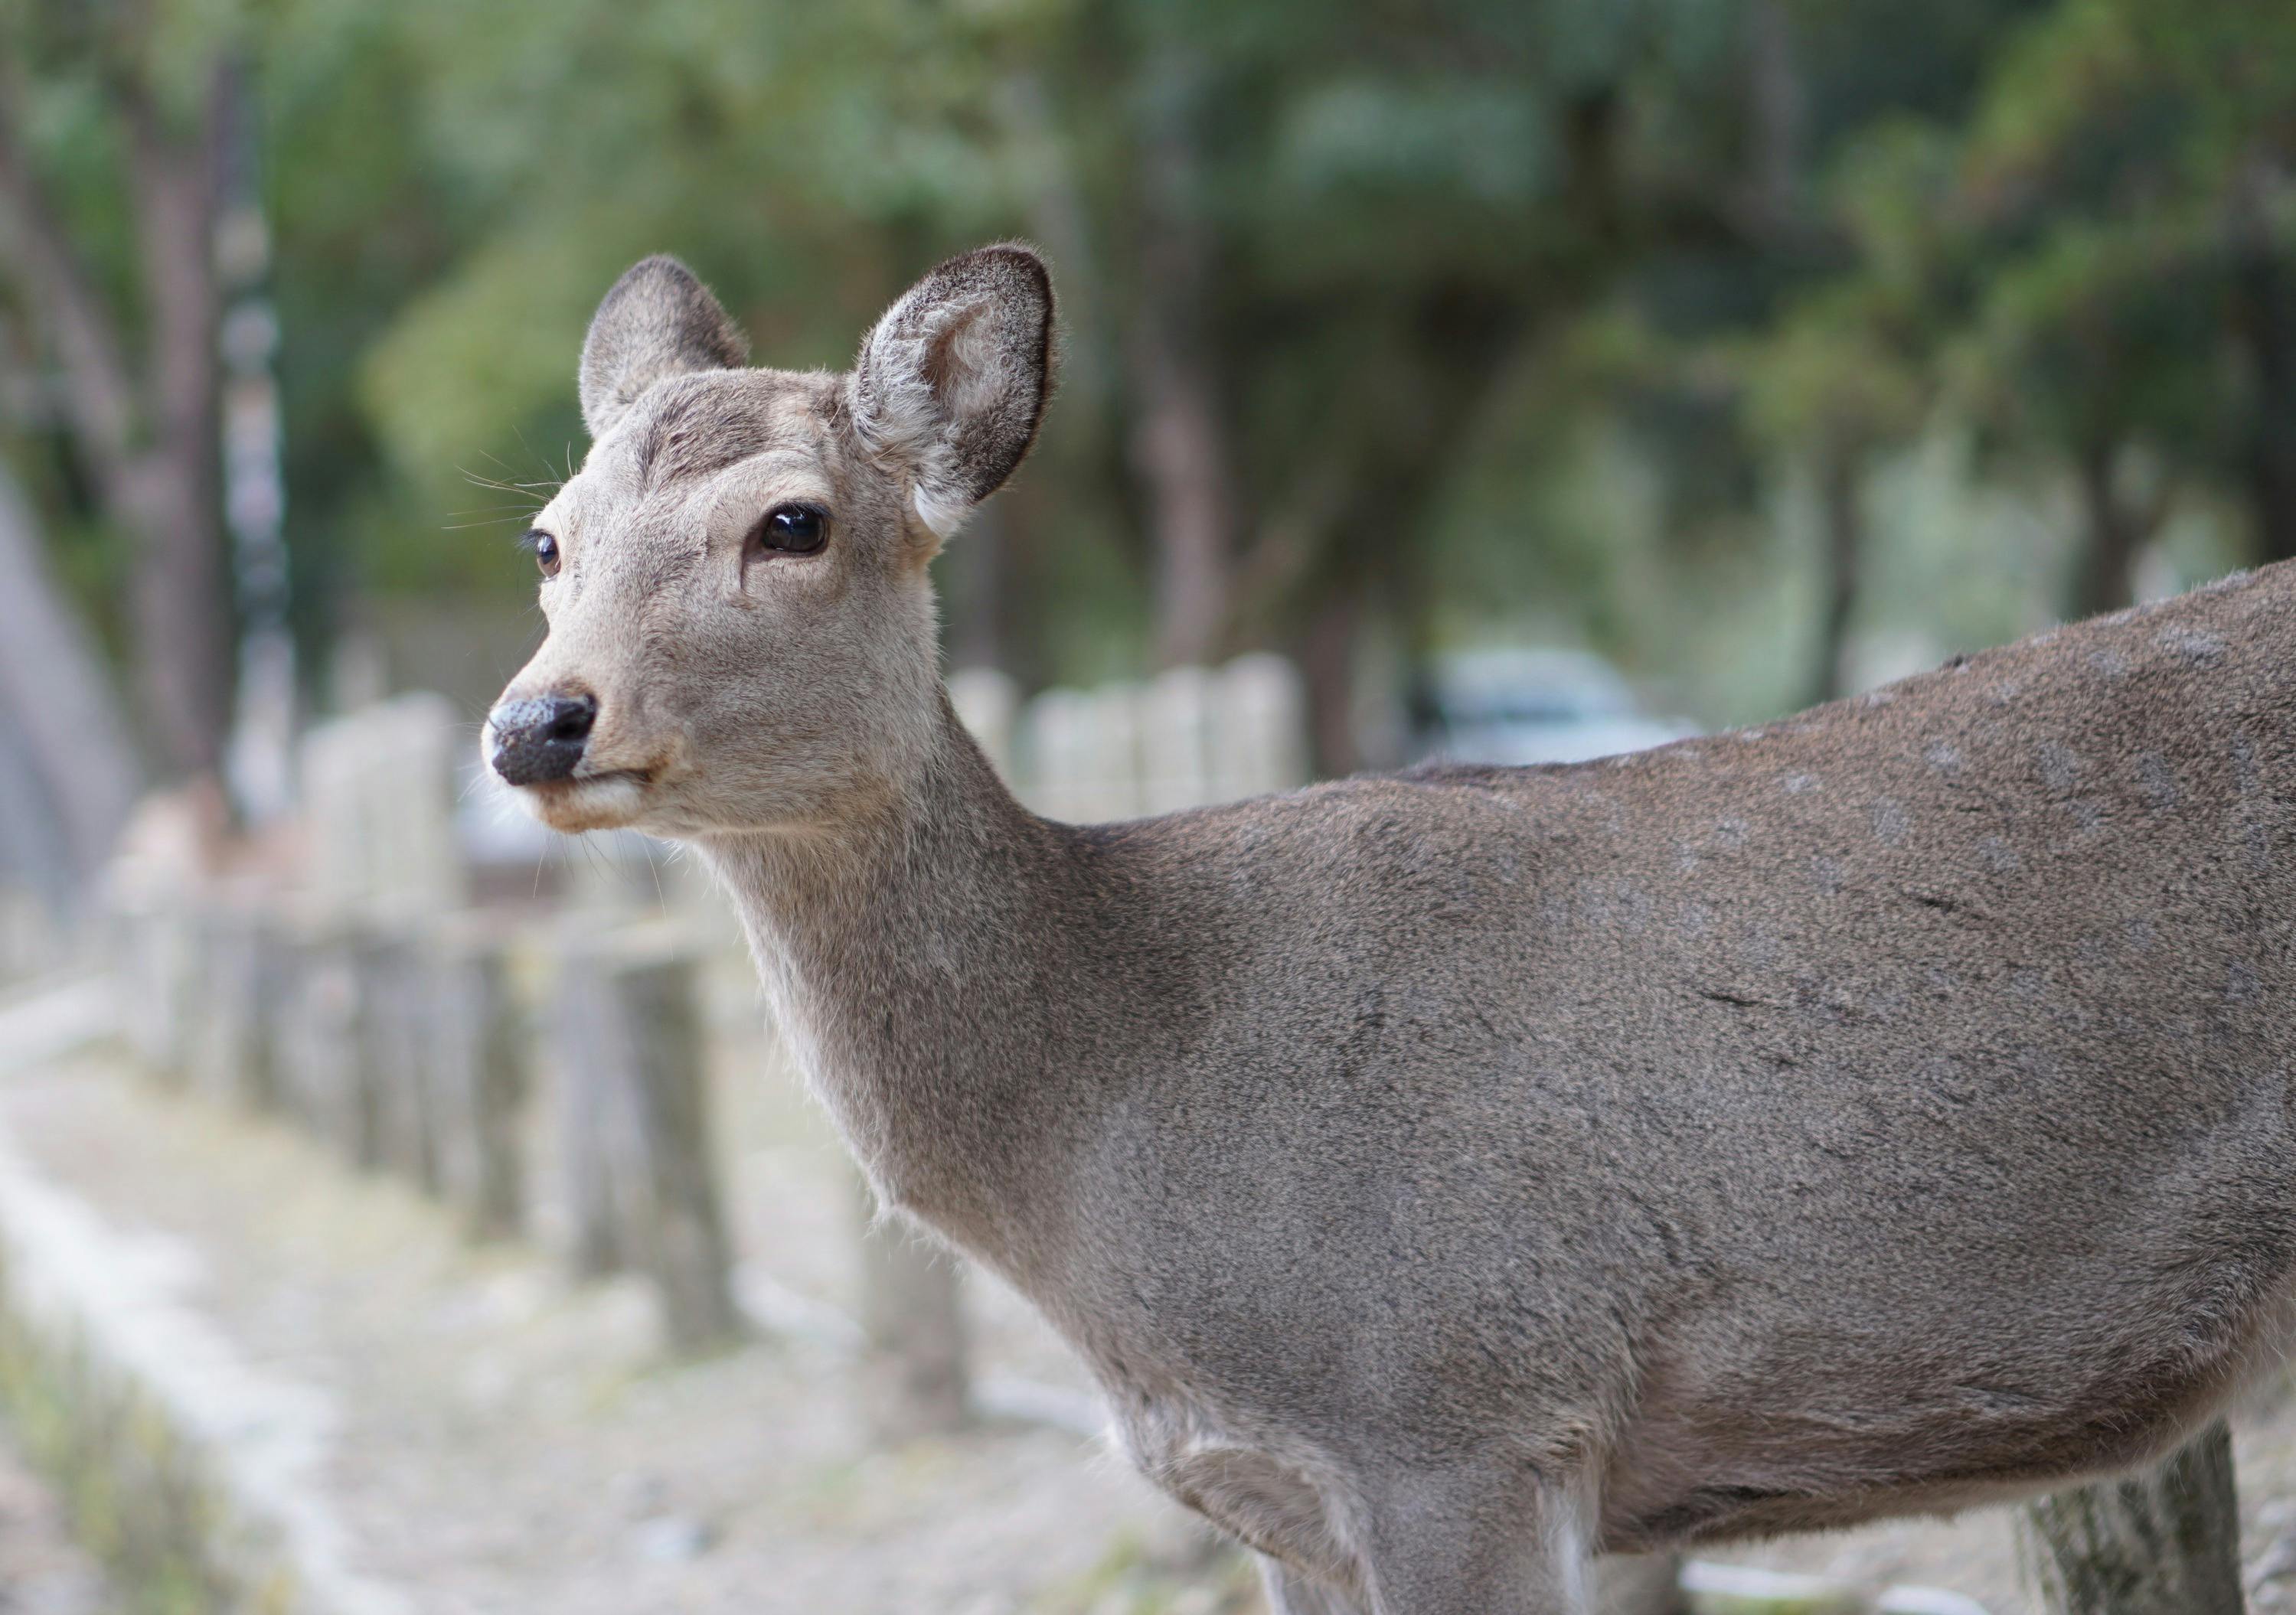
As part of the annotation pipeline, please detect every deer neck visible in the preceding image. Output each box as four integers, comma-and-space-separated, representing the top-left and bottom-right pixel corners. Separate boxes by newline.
697, 691, 1102, 1257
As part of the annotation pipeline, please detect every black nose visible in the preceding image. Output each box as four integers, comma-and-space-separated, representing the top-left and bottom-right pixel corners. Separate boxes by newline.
489, 692, 596, 785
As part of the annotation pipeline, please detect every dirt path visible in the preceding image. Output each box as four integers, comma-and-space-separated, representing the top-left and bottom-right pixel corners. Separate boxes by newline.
11, 1016, 2296, 1613
0, 1046, 1256, 1614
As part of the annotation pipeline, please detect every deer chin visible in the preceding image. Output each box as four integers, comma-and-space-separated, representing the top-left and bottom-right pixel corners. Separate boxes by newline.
518, 768, 653, 834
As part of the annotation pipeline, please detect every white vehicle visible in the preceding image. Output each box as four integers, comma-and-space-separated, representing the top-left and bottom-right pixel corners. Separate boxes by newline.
1410, 647, 1696, 766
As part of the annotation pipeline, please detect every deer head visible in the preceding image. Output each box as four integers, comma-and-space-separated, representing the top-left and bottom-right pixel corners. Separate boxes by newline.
485, 247, 1053, 837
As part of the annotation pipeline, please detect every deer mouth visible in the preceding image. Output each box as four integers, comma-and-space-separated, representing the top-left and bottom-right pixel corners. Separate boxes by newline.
569, 765, 655, 788
521, 765, 658, 833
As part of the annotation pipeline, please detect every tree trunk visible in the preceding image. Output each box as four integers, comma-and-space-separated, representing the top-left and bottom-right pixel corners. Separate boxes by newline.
1298, 586, 1363, 777
854, 1176, 971, 1441
1742, 0, 1807, 234
1809, 443, 1863, 706
2232, 159, 2296, 566
1002, 67, 1108, 415
121, 78, 232, 780
0, 63, 232, 784
2017, 1418, 2245, 1615
2071, 440, 2144, 621
1128, 52, 1235, 670
1249, 289, 1531, 779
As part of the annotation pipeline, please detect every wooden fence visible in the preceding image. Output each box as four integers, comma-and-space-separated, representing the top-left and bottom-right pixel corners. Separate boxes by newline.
102, 659, 1312, 1428
80, 654, 2258, 1611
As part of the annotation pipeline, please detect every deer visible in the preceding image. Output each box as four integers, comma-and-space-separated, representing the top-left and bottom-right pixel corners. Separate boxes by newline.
485, 243, 2296, 1615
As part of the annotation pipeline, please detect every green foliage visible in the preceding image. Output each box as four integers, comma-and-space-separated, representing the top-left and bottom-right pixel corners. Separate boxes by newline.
5, 0, 2294, 729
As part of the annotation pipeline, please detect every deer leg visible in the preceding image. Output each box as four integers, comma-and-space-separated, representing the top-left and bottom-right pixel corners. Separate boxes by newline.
1259, 1555, 1373, 1615
1356, 1466, 1595, 1615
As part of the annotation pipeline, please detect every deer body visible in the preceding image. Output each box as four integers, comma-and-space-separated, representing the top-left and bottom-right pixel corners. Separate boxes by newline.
488, 246, 2296, 1614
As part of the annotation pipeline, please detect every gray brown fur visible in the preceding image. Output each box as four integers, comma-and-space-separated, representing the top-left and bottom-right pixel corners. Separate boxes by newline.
488, 246, 2296, 1614
579, 256, 750, 439
850, 243, 1053, 536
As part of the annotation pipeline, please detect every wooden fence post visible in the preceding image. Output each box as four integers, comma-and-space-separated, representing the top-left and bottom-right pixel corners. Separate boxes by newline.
1087, 686, 1147, 820
550, 929, 740, 1351
551, 935, 628, 1280
299, 693, 466, 915
1021, 687, 1099, 823
853, 1179, 970, 1441
424, 923, 526, 1241
116, 892, 198, 1085
1595, 1554, 1687, 1615
187, 904, 286, 1113
358, 923, 438, 1190
277, 921, 382, 1170
2017, 1418, 2245, 1615
1214, 652, 1309, 800
947, 667, 1019, 782
1141, 664, 1215, 813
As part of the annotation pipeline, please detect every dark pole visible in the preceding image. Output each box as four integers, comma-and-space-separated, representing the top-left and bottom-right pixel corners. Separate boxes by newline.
214, 54, 296, 822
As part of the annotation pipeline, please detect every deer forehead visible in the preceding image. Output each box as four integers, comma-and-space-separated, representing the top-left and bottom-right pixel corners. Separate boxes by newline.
547, 369, 886, 548
620, 368, 840, 479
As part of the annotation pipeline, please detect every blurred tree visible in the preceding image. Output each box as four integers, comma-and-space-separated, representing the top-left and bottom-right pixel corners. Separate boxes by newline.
1742, 290, 1932, 703
1737, 125, 1951, 702
0, 2, 235, 780
1080, 0, 1769, 758
2125, 0, 2296, 566
309, 0, 2102, 759
1939, 0, 2296, 614
1409, 0, 2025, 718
1124, 45, 1235, 669
5, 0, 2280, 805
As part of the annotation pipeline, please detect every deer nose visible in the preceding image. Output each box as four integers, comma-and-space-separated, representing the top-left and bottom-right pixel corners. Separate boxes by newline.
488, 692, 597, 785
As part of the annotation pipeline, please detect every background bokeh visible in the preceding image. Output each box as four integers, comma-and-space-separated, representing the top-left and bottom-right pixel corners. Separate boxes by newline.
3, 4, 2296, 1613
7, 0, 2295, 885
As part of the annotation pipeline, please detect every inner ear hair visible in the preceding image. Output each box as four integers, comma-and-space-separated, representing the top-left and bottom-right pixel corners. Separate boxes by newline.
920, 301, 996, 417
851, 243, 1055, 539
580, 256, 750, 441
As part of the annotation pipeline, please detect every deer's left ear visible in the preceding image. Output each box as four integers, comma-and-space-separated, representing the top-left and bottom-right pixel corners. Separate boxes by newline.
851, 244, 1055, 540
580, 256, 750, 439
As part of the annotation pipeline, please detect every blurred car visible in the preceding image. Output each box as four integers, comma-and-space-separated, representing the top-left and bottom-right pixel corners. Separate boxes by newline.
1408, 648, 1697, 768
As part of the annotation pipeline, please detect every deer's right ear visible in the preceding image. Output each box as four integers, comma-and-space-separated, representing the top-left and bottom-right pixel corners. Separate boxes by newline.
579, 256, 749, 439
851, 244, 1055, 540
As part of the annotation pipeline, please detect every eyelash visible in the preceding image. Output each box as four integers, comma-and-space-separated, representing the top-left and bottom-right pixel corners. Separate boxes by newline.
519, 528, 561, 576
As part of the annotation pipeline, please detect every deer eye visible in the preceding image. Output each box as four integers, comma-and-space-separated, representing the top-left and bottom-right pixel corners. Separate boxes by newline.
751, 504, 828, 556
523, 529, 561, 578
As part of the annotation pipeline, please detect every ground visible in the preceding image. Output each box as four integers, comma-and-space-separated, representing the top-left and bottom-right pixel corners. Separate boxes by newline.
7, 971, 2296, 1613
0, 1429, 112, 1615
